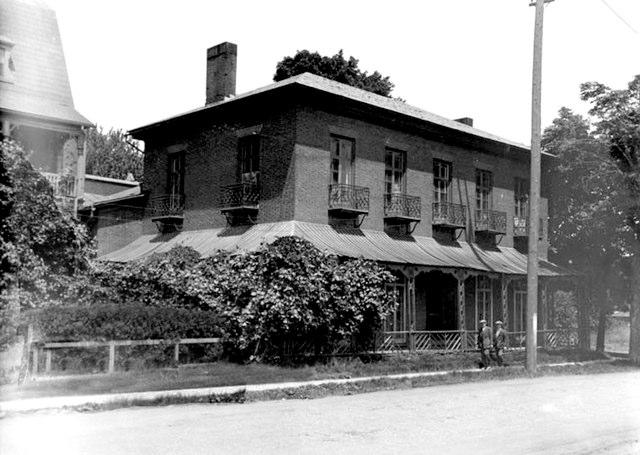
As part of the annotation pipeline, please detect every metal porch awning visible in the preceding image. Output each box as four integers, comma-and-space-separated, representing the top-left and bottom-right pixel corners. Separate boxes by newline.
99, 221, 570, 277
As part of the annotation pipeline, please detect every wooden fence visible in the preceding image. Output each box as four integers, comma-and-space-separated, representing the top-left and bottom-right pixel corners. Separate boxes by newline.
29, 338, 221, 377
27, 328, 579, 376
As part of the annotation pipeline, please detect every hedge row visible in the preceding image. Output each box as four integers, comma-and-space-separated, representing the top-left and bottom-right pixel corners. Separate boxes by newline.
25, 304, 222, 342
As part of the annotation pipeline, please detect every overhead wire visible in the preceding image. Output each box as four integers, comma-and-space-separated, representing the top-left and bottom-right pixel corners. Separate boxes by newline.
599, 0, 639, 36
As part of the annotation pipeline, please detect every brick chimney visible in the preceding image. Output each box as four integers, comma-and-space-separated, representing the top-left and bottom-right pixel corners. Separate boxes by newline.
206, 42, 237, 105
454, 117, 474, 127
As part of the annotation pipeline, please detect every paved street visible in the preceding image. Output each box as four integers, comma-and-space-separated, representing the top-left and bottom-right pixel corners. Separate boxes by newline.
2, 370, 639, 454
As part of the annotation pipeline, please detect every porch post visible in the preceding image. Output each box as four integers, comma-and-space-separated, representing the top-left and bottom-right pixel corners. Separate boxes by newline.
541, 279, 548, 349
501, 275, 509, 325
456, 270, 466, 350
408, 269, 416, 352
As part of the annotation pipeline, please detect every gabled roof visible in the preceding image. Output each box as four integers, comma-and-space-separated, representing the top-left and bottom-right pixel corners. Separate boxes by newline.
130, 72, 533, 154
0, 0, 92, 127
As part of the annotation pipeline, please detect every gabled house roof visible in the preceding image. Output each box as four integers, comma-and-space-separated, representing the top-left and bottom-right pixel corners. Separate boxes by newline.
0, 0, 92, 127
130, 72, 541, 157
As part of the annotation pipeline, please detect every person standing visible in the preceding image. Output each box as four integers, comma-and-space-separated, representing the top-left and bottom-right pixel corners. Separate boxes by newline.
477, 319, 493, 369
494, 320, 507, 367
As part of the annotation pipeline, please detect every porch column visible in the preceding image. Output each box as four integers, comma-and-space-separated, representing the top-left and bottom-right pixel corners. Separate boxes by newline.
501, 275, 509, 324
408, 269, 416, 351
456, 270, 467, 349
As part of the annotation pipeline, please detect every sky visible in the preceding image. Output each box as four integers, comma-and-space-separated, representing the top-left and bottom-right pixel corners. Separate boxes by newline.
47, 0, 640, 147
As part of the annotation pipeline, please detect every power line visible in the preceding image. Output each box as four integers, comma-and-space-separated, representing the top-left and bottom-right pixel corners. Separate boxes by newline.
600, 0, 639, 35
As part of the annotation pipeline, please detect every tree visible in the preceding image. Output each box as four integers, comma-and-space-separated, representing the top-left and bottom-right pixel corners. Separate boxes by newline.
274, 50, 395, 97
85, 126, 143, 181
579, 75, 640, 364
0, 139, 95, 312
543, 107, 630, 351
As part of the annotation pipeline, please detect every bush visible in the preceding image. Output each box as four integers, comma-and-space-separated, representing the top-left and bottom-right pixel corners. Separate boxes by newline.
25, 304, 222, 342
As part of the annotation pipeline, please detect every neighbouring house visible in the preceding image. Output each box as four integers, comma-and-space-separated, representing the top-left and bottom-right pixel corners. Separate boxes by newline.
0, 0, 92, 214
78, 174, 144, 256
102, 42, 575, 352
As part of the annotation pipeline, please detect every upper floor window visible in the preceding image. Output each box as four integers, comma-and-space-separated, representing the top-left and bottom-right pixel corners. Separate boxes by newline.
330, 136, 354, 185
0, 37, 16, 83
168, 152, 185, 197
385, 148, 406, 194
238, 134, 260, 184
433, 159, 452, 205
476, 169, 493, 211
514, 178, 529, 219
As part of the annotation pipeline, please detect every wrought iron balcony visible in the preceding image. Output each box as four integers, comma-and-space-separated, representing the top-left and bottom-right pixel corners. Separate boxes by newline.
220, 182, 259, 212
432, 202, 466, 229
475, 209, 507, 235
384, 193, 421, 222
514, 216, 544, 238
328, 184, 369, 214
150, 194, 185, 222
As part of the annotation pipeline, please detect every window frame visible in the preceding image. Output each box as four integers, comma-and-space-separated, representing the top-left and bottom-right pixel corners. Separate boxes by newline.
168, 151, 185, 197
475, 169, 493, 211
385, 148, 406, 195
433, 159, 452, 205
514, 177, 529, 219
330, 135, 355, 186
238, 134, 260, 184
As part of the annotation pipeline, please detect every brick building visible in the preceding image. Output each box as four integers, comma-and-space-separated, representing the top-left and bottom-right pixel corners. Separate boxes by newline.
104, 42, 573, 350
0, 0, 92, 214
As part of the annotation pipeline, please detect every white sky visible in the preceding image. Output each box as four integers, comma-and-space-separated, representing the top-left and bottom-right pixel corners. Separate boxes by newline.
48, 0, 640, 146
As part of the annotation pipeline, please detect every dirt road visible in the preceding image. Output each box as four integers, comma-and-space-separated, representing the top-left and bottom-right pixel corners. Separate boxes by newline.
2, 370, 639, 454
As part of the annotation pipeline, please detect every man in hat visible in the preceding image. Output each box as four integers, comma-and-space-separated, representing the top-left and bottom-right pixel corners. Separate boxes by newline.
477, 319, 493, 369
494, 320, 507, 367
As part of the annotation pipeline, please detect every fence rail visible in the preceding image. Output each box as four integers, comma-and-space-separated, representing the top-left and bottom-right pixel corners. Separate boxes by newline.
28, 329, 579, 376
30, 337, 221, 376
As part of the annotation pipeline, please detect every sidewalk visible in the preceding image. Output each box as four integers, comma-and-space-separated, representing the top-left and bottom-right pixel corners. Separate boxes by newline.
0, 360, 616, 417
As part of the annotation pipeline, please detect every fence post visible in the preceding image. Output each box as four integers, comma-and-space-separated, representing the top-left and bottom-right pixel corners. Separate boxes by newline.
45, 350, 52, 374
31, 344, 39, 377
108, 342, 116, 374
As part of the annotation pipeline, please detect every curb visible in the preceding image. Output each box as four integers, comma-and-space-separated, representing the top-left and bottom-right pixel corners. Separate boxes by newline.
0, 359, 620, 417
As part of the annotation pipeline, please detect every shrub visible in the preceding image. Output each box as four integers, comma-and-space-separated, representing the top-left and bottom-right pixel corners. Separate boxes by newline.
25, 304, 222, 342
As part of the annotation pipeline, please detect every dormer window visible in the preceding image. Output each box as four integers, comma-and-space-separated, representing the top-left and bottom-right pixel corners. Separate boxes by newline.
0, 35, 16, 83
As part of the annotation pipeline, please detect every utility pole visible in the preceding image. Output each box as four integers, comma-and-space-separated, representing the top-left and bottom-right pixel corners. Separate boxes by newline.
526, 0, 552, 373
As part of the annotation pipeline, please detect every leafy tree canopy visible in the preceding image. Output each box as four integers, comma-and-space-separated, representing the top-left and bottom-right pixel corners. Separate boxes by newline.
274, 49, 395, 97
85, 126, 143, 182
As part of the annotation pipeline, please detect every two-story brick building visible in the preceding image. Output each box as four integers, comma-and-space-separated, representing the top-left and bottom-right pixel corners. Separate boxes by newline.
103, 42, 572, 351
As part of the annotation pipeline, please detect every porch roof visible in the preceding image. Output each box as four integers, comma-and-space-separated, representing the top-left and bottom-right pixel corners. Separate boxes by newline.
98, 221, 571, 277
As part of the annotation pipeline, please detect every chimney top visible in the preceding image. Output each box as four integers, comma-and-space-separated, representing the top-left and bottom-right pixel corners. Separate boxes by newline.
206, 42, 237, 105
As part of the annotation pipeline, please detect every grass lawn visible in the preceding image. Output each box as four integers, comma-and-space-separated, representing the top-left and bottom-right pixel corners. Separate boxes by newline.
0, 348, 624, 403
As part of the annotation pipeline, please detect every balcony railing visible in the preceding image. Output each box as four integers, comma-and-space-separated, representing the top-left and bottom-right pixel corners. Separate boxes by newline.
150, 194, 185, 221
220, 182, 259, 211
432, 202, 466, 228
514, 216, 544, 238
475, 209, 507, 234
41, 172, 76, 198
384, 193, 421, 221
328, 184, 369, 214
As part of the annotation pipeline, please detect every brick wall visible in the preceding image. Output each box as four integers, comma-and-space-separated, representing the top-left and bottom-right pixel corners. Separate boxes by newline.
91, 206, 143, 256
294, 105, 549, 251
138, 96, 550, 256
